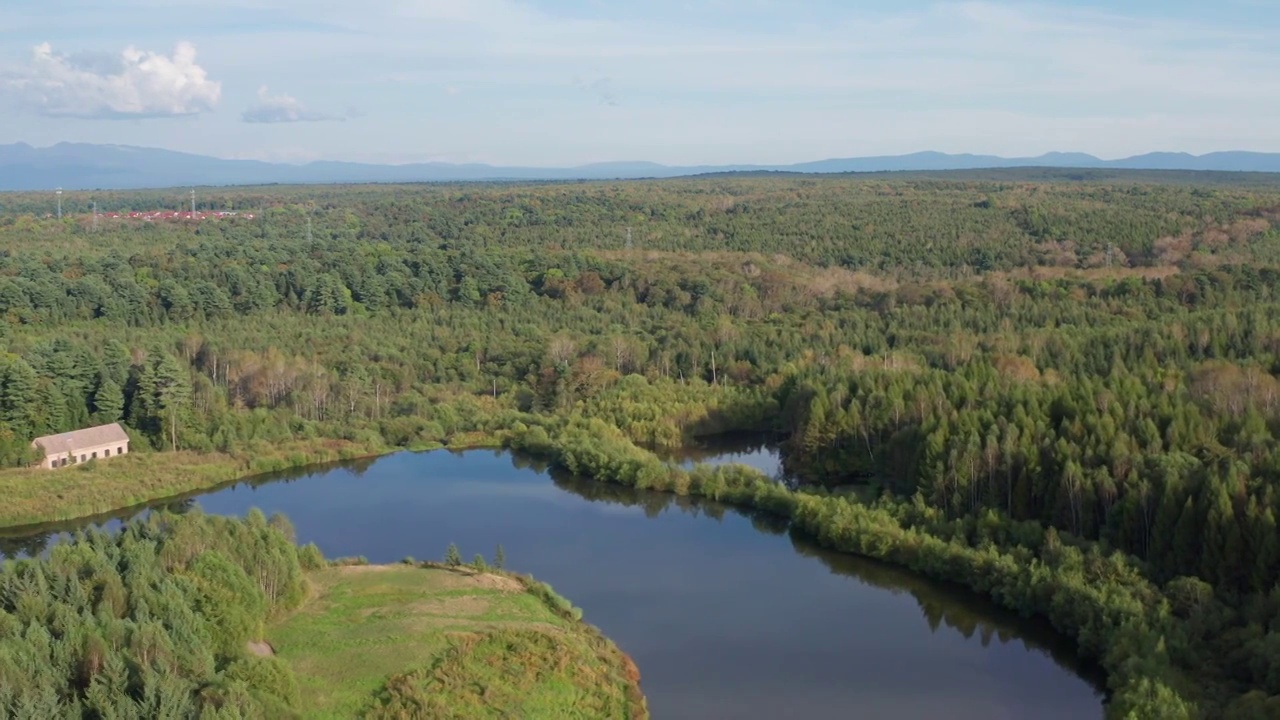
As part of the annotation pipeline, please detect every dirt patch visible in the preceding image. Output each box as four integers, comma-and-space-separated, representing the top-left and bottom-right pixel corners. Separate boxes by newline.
332, 564, 393, 574
247, 641, 275, 658
427, 568, 525, 593
470, 573, 524, 593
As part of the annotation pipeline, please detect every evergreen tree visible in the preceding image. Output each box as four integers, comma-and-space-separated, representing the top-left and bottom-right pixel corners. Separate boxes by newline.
0, 357, 38, 438
32, 381, 68, 437
444, 543, 461, 566
93, 375, 126, 424
0, 512, 308, 715
494, 544, 505, 570
139, 351, 192, 451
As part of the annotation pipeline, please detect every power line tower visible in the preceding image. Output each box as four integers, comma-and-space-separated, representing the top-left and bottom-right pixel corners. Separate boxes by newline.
55, 187, 63, 219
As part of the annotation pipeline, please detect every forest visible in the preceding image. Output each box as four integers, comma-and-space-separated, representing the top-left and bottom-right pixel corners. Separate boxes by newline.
0, 510, 644, 719
2, 170, 1280, 717
0, 510, 316, 717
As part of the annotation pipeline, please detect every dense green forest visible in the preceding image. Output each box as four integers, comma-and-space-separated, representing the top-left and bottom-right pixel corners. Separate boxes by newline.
0, 510, 315, 717
3, 171, 1280, 717
0, 511, 644, 719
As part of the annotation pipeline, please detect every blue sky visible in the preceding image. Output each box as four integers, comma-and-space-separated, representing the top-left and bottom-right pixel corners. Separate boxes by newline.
1, 0, 1278, 166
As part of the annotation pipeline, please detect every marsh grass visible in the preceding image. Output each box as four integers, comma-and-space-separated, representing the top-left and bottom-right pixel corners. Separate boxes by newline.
0, 438, 387, 528
269, 564, 646, 719
0, 431, 510, 529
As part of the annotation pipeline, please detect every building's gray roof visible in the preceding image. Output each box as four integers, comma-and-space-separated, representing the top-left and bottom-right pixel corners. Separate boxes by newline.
32, 423, 130, 455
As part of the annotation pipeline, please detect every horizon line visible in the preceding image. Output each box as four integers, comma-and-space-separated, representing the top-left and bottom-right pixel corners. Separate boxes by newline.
3, 140, 1280, 169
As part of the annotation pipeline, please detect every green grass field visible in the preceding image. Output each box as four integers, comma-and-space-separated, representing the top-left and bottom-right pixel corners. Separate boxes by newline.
0, 438, 388, 529
0, 431, 513, 530
268, 564, 647, 719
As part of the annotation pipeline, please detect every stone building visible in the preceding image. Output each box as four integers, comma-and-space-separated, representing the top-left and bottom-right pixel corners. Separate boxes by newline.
32, 423, 131, 469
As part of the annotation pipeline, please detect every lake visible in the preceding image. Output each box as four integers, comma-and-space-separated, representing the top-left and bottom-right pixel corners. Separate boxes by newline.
2, 444, 1105, 719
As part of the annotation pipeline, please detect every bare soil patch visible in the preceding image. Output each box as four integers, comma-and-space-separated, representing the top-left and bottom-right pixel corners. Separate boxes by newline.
470, 572, 523, 592
246, 640, 275, 658
332, 564, 393, 574
427, 567, 524, 593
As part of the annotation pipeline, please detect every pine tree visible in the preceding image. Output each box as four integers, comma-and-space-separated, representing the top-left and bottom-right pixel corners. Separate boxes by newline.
494, 544, 505, 570
33, 381, 68, 437
101, 339, 133, 386
0, 357, 38, 438
140, 352, 192, 451
471, 554, 487, 571
93, 376, 125, 424
1172, 498, 1201, 579
444, 543, 461, 566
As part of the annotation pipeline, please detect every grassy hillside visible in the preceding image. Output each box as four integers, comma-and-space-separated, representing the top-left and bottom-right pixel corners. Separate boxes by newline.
268, 563, 647, 719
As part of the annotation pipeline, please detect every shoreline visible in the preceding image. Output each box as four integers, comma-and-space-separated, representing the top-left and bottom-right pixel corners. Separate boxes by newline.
5, 427, 1111, 711
274, 560, 648, 717
0, 433, 506, 531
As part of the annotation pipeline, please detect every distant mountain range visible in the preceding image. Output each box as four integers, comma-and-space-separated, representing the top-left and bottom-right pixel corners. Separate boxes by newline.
3, 142, 1280, 191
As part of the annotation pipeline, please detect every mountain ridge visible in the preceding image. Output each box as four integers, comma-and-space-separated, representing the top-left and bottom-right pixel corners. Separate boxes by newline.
2, 142, 1280, 191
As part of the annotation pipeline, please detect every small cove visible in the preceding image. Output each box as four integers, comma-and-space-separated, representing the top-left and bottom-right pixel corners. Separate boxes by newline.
2, 443, 1105, 719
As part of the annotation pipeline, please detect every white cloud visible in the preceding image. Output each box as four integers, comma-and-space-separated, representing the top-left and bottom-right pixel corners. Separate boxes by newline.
277, 1, 1280, 110
3, 1, 1280, 162
0, 41, 220, 119
241, 85, 341, 123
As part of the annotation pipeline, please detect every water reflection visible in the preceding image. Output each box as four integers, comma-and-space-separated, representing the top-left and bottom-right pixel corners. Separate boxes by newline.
0, 457, 384, 560
652, 431, 787, 479
0, 444, 1104, 719
5, 447, 1102, 694
548, 468, 1107, 696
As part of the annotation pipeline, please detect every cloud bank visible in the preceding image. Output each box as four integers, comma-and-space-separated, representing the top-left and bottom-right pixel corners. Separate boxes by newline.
241, 86, 341, 123
0, 42, 220, 119
2, 1, 1279, 164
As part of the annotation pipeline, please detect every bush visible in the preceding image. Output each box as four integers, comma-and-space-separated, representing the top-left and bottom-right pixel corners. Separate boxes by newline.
298, 543, 326, 571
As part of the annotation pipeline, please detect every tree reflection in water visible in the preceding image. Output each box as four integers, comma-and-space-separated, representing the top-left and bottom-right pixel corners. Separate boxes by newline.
0, 446, 1105, 699
546, 460, 1107, 697
0, 456, 380, 560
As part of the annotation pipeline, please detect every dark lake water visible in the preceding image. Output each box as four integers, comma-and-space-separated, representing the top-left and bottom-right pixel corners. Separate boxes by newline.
2, 442, 1105, 719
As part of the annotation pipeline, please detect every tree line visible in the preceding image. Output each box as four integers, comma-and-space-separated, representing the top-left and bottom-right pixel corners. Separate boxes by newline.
0, 509, 319, 718
1, 174, 1280, 716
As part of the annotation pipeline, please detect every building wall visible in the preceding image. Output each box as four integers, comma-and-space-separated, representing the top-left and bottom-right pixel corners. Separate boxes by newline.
41, 440, 130, 470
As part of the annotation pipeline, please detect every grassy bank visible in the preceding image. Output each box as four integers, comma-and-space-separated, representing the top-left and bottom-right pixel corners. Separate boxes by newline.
506, 417, 1210, 718
0, 430, 511, 529
269, 563, 646, 719
0, 438, 390, 528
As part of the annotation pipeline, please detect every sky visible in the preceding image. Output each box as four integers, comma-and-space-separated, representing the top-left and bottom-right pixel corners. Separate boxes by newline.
1, 0, 1278, 166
